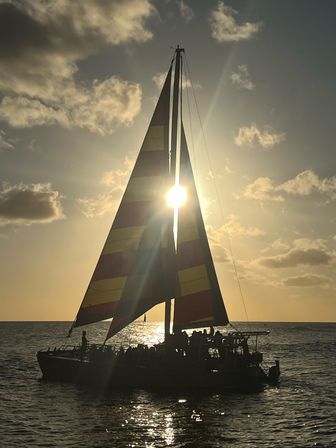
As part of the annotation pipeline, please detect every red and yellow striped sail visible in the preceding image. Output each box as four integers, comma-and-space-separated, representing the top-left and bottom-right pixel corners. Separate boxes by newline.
74, 66, 176, 333
173, 126, 229, 330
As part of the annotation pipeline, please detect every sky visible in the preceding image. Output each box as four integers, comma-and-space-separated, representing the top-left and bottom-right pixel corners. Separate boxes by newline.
0, 0, 335, 323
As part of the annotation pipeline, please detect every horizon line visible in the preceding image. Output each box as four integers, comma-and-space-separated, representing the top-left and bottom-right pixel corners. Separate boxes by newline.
1, 320, 335, 324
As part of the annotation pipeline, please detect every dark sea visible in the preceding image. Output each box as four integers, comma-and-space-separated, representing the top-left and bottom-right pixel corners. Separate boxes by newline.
0, 322, 335, 448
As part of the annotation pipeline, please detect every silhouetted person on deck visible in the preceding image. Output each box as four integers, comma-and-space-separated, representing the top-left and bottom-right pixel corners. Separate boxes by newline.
181, 331, 189, 351
214, 330, 223, 346
81, 331, 88, 360
82, 331, 88, 349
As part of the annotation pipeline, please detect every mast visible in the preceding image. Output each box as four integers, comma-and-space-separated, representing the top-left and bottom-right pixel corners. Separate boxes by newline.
164, 45, 184, 341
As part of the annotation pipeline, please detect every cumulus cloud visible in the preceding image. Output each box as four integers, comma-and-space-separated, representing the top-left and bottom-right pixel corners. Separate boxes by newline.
271, 239, 290, 251
279, 170, 336, 199
261, 238, 290, 254
293, 238, 328, 251
153, 72, 172, 90
0, 78, 141, 134
0, 97, 69, 129
152, 72, 199, 90
0, 1, 155, 134
259, 248, 332, 268
0, 129, 14, 151
239, 169, 336, 202
0, 182, 64, 226
230, 65, 255, 90
258, 239, 334, 269
235, 123, 285, 150
77, 192, 119, 218
67, 78, 141, 135
212, 244, 230, 263
100, 158, 135, 187
0, 1, 154, 100
283, 274, 330, 287
78, 158, 134, 217
206, 216, 263, 263
237, 177, 285, 202
176, 0, 194, 23
206, 225, 229, 263
224, 214, 264, 237
209, 2, 262, 42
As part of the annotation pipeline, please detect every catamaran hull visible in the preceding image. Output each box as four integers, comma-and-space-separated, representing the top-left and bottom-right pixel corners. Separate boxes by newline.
37, 351, 269, 391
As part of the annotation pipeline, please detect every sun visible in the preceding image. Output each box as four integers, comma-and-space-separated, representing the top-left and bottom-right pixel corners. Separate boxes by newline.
166, 185, 187, 208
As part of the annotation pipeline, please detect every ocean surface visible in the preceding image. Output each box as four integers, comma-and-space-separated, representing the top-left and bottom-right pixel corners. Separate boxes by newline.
0, 322, 335, 448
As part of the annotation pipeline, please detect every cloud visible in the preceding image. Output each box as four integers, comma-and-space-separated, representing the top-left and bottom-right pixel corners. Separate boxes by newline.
237, 237, 335, 287
0, 77, 142, 135
223, 214, 264, 237
0, 129, 14, 151
206, 216, 263, 263
0, 182, 64, 226
152, 72, 200, 90
77, 192, 120, 218
0, 97, 69, 129
176, 0, 194, 23
209, 2, 262, 42
78, 158, 134, 217
100, 158, 135, 187
279, 170, 336, 199
153, 72, 171, 90
283, 274, 330, 287
258, 238, 334, 268
292, 238, 328, 251
238, 177, 285, 202
212, 244, 230, 263
206, 225, 229, 263
235, 123, 285, 150
271, 239, 290, 251
230, 65, 255, 90
68, 77, 142, 135
0, 1, 154, 100
259, 249, 332, 268
0, 1, 154, 134
239, 170, 336, 202
224, 161, 234, 174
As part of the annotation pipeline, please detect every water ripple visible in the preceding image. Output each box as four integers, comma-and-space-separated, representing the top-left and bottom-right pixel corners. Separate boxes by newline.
0, 322, 335, 447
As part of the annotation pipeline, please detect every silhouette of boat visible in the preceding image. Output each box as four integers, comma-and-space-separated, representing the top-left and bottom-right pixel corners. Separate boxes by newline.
37, 47, 280, 391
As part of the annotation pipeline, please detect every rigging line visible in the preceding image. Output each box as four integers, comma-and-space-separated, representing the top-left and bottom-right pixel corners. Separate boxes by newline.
182, 56, 199, 190
172, 47, 184, 246
184, 52, 250, 326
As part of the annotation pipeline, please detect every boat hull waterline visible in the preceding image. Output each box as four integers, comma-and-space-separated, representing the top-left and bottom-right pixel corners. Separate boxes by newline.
37, 345, 279, 392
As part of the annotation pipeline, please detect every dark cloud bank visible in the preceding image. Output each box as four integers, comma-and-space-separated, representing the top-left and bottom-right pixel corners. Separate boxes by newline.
0, 183, 63, 225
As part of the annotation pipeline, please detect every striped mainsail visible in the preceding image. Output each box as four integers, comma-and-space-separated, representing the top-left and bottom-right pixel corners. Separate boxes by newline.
73, 66, 176, 332
173, 126, 229, 330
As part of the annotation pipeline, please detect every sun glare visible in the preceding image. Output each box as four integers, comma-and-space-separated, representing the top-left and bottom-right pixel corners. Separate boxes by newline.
166, 185, 187, 208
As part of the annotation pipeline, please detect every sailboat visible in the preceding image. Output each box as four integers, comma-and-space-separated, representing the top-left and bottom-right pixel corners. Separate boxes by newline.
37, 47, 280, 391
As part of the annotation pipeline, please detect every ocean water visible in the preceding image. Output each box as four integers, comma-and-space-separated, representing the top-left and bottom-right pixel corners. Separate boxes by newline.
0, 322, 335, 448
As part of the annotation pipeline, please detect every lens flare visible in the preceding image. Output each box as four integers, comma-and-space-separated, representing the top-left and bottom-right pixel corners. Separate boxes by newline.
166, 185, 187, 208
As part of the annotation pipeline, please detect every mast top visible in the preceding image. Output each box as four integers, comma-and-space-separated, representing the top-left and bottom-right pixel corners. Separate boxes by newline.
175, 45, 185, 54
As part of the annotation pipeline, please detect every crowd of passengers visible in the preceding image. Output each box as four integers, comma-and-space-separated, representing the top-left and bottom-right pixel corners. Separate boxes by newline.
81, 327, 251, 363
